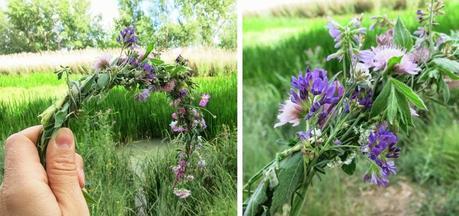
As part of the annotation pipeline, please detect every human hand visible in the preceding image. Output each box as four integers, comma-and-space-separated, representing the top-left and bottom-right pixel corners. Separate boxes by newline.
0, 126, 89, 216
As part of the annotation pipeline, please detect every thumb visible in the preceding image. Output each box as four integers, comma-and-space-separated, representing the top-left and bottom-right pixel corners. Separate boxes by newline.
46, 128, 89, 215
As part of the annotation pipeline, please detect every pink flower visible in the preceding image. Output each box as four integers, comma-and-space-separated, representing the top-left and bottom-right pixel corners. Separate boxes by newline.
274, 100, 303, 128
93, 54, 112, 71
359, 46, 420, 75
199, 94, 210, 107
174, 188, 191, 199
396, 55, 420, 75
162, 80, 176, 92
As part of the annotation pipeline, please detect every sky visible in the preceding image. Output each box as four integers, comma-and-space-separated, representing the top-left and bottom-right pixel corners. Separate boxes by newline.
0, 0, 120, 30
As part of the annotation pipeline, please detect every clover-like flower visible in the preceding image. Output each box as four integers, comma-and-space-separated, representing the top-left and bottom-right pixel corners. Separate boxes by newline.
362, 123, 400, 187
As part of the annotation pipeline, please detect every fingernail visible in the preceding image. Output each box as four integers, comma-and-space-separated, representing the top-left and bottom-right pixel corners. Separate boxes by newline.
55, 129, 72, 149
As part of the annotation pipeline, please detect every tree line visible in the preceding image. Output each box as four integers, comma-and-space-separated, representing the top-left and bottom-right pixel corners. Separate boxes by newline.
0, 0, 236, 54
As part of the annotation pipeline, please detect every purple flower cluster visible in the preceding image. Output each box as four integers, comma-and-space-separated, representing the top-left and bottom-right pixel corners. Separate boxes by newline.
199, 94, 210, 107
351, 87, 373, 109
117, 26, 137, 48
362, 123, 400, 187
275, 68, 344, 129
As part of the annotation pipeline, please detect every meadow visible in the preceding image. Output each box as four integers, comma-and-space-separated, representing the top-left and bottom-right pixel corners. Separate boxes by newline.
243, 1, 459, 215
0, 48, 237, 215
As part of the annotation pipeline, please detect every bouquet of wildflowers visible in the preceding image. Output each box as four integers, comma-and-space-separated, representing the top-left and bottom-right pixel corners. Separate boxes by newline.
243, 1, 459, 215
38, 27, 211, 199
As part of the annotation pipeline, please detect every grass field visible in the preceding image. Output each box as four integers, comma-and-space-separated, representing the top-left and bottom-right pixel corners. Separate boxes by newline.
0, 73, 236, 142
243, 1, 459, 87
243, 2, 459, 215
0, 50, 237, 214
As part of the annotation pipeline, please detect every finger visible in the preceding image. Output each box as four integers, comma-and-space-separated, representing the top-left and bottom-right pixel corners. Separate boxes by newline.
18, 125, 43, 145
46, 128, 88, 214
75, 153, 85, 188
3, 129, 46, 185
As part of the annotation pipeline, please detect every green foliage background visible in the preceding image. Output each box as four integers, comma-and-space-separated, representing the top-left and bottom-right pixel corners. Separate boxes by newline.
0, 0, 236, 54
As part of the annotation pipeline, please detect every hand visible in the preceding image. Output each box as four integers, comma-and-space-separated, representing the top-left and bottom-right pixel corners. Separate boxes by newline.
0, 126, 89, 216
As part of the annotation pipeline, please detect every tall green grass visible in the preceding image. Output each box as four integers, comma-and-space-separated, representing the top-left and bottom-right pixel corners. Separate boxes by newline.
0, 73, 236, 142
142, 127, 237, 215
0, 110, 237, 215
243, 2, 459, 88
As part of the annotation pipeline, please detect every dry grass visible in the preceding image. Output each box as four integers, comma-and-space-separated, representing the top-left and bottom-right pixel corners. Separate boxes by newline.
0, 47, 236, 76
244, 0, 428, 17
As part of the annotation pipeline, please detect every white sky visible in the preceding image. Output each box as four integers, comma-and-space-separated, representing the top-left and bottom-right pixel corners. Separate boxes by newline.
0, 0, 120, 30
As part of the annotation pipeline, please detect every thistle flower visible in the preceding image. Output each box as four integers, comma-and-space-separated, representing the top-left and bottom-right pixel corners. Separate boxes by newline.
173, 188, 191, 199
199, 94, 210, 107
274, 100, 303, 128
93, 54, 112, 71
359, 46, 420, 74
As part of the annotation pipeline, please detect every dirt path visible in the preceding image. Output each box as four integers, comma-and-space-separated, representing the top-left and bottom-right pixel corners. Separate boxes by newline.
120, 139, 168, 216
356, 179, 425, 216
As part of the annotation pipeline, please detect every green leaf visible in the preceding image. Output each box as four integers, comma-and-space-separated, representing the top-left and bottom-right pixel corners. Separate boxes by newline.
390, 78, 427, 110
386, 86, 398, 124
385, 55, 402, 74
341, 158, 356, 175
244, 179, 270, 216
141, 42, 155, 61
54, 110, 67, 128
393, 17, 413, 50
96, 73, 110, 89
396, 91, 413, 131
432, 58, 459, 80
371, 81, 392, 116
438, 78, 450, 103
270, 152, 304, 215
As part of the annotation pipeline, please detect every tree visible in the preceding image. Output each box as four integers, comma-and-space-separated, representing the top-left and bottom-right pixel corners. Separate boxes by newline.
114, 0, 236, 49
0, 0, 105, 54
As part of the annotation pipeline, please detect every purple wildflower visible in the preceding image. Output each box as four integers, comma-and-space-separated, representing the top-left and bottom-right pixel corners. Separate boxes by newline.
276, 68, 344, 128
327, 20, 342, 46
199, 94, 210, 107
376, 29, 393, 46
170, 121, 188, 133
362, 123, 400, 187
136, 88, 153, 102
416, 10, 426, 23
117, 26, 137, 48
411, 47, 430, 64
297, 130, 312, 141
143, 63, 155, 80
